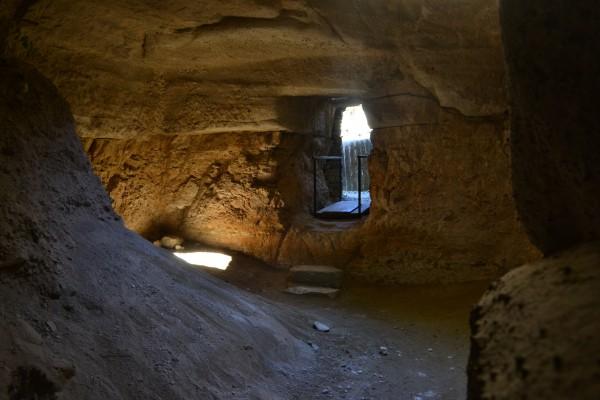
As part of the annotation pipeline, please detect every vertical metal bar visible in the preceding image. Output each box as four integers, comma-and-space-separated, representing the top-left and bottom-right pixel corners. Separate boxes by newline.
313, 157, 317, 216
358, 155, 362, 214
339, 158, 343, 201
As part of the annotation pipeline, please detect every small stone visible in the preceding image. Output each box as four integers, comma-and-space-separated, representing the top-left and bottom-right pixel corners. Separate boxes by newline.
46, 320, 57, 332
174, 244, 184, 251
313, 321, 330, 332
285, 286, 339, 298
379, 346, 389, 356
321, 388, 329, 395
307, 341, 320, 351
160, 236, 183, 249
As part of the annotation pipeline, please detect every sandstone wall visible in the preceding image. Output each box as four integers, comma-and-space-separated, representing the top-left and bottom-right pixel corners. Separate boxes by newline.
357, 109, 539, 283
277, 99, 539, 284
82, 94, 540, 284
83, 131, 312, 262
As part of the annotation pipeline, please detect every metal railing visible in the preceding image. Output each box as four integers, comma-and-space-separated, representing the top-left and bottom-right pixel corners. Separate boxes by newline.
357, 154, 369, 214
312, 154, 369, 216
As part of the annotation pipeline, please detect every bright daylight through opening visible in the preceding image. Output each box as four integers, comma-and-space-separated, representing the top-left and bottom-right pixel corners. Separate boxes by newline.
173, 251, 232, 270
340, 104, 372, 142
340, 104, 372, 201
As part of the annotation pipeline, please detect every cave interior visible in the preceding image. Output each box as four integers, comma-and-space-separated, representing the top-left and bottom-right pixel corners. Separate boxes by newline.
0, 1, 599, 399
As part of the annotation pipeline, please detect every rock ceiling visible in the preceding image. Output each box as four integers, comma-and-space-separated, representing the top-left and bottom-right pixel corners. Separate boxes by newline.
11, 0, 505, 137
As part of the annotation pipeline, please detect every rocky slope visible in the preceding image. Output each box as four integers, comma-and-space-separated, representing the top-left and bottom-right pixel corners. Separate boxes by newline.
0, 59, 313, 400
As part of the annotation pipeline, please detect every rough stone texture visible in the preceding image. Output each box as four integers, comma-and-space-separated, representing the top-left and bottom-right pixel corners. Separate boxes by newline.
355, 107, 540, 282
277, 104, 540, 284
83, 131, 308, 261
82, 98, 540, 283
8, 0, 507, 140
501, 0, 600, 253
468, 242, 600, 399
0, 60, 314, 400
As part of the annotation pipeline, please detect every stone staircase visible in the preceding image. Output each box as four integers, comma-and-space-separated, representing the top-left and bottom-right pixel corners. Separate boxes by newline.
284, 265, 343, 298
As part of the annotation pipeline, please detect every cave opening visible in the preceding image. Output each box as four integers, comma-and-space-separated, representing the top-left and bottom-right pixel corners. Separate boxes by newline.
340, 104, 372, 203
313, 103, 373, 219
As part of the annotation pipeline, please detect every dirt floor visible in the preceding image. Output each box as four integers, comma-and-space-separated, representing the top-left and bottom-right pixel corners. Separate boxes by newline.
183, 244, 490, 400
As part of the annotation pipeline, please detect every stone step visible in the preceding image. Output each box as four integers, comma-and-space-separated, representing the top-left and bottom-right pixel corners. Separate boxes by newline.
284, 286, 340, 299
288, 265, 343, 289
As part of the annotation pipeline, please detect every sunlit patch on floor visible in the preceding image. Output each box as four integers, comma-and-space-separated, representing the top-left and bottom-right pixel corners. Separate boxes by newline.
173, 251, 232, 270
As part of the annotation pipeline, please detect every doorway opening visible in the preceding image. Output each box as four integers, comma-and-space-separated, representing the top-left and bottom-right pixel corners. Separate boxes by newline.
340, 105, 372, 202
313, 104, 373, 219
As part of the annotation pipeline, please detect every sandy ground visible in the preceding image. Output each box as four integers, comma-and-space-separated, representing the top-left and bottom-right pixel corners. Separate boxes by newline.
183, 245, 489, 400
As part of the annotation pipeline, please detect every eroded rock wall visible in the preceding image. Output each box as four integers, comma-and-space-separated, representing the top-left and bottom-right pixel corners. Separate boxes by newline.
83, 131, 311, 262
357, 108, 539, 283
277, 99, 539, 284
82, 92, 539, 284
